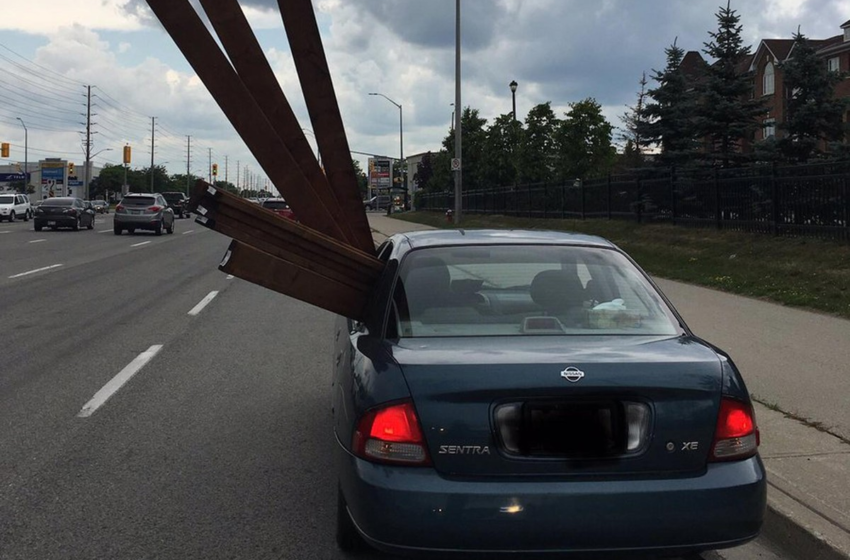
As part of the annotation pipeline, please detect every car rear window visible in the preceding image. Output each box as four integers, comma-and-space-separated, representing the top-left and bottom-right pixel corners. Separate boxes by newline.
393, 245, 679, 338
163, 194, 183, 202
42, 199, 73, 207
0, 196, 14, 204
262, 200, 290, 210
122, 197, 156, 206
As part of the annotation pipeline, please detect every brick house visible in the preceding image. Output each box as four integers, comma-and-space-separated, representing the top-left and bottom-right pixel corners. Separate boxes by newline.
749, 20, 850, 144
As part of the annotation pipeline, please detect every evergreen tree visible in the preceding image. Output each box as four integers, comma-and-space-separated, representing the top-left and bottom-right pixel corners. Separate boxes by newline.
778, 30, 849, 162
519, 102, 559, 183
699, 1, 765, 167
642, 39, 699, 167
619, 72, 650, 166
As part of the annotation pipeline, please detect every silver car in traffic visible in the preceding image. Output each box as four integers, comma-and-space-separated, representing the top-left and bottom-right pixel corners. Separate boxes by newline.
114, 193, 175, 236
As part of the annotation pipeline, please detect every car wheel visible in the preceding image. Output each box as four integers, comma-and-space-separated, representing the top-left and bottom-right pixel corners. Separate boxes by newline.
336, 486, 368, 553
9, 211, 15, 222
128, 228, 136, 234
167, 219, 174, 234
72, 217, 80, 231
113, 225, 122, 235
155, 221, 163, 236
35, 224, 42, 232
23, 211, 29, 222
87, 219, 94, 230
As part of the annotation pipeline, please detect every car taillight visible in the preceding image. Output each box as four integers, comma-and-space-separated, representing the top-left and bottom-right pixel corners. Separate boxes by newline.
116, 204, 124, 211
148, 205, 163, 212
353, 401, 431, 466
710, 398, 759, 462
63, 208, 77, 215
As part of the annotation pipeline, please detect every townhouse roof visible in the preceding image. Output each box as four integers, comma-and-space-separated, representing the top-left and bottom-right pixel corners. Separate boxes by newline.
680, 51, 708, 79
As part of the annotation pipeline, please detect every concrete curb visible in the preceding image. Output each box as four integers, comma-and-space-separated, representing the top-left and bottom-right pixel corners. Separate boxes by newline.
763, 488, 850, 560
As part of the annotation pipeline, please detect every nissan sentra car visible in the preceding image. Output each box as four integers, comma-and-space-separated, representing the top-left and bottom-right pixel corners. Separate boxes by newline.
332, 229, 765, 557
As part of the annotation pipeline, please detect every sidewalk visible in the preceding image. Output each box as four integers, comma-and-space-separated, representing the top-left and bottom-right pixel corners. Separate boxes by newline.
367, 214, 850, 559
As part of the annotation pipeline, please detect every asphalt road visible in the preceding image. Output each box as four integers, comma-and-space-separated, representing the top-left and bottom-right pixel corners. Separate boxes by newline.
0, 213, 786, 559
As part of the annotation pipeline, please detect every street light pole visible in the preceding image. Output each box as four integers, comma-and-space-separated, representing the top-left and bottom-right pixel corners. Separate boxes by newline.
368, 92, 405, 209
454, 0, 462, 225
16, 118, 27, 196
509, 80, 518, 121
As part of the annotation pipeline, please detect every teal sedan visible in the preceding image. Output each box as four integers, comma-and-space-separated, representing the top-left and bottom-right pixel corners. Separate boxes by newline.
332, 229, 765, 557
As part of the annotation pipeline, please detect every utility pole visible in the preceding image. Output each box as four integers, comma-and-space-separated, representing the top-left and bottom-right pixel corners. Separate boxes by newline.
224, 155, 229, 185
186, 136, 191, 195
236, 160, 240, 193
208, 148, 212, 185
83, 85, 92, 199
453, 0, 462, 225
150, 116, 156, 192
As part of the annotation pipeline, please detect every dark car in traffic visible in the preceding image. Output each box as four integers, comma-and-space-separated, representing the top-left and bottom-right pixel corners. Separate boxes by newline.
162, 191, 190, 218
33, 197, 95, 231
114, 193, 175, 235
332, 229, 765, 557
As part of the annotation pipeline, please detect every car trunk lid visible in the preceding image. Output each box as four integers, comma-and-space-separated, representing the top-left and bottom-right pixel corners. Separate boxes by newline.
393, 335, 721, 478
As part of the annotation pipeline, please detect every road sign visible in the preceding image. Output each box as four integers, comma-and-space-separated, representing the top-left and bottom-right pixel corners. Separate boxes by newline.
451, 158, 461, 171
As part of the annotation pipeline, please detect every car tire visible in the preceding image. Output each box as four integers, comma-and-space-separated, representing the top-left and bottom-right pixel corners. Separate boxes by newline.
35, 224, 42, 232
23, 211, 29, 222
166, 220, 174, 234
155, 221, 163, 236
72, 218, 80, 231
9, 212, 15, 222
114, 225, 122, 235
336, 486, 368, 553
87, 220, 94, 230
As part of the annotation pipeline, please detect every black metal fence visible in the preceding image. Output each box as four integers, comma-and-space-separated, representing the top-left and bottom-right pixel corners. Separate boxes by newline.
417, 162, 850, 241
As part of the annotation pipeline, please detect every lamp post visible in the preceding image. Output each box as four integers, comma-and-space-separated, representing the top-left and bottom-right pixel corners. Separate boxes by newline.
509, 80, 518, 121
368, 92, 405, 209
16, 118, 27, 195
87, 148, 113, 199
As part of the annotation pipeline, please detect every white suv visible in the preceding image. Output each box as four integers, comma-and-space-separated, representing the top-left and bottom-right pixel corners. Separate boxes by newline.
0, 193, 32, 222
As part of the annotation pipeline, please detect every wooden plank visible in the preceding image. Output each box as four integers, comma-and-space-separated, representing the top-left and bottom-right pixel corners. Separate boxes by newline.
197, 0, 374, 255
195, 215, 376, 293
143, 0, 349, 244
219, 241, 369, 320
189, 182, 382, 274
276, 0, 375, 254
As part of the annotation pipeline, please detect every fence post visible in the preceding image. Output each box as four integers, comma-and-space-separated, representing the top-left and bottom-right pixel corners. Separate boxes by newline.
714, 167, 721, 230
580, 179, 586, 220
670, 165, 677, 225
635, 176, 642, 223
607, 173, 612, 220
771, 161, 779, 235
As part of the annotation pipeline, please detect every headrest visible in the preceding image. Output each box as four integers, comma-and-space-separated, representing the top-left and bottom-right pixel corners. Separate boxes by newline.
530, 269, 584, 313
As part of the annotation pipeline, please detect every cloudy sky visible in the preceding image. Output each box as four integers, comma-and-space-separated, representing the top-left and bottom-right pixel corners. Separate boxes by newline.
1, 0, 847, 191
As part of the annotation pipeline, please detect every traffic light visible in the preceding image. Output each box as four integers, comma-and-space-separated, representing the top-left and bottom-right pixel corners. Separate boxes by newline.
0, 142, 8, 158
212, 163, 219, 177
68, 162, 75, 176
123, 145, 132, 165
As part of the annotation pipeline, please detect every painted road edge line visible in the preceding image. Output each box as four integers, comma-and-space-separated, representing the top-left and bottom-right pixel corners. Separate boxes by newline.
182, 230, 194, 235
77, 345, 163, 418
188, 291, 219, 316
8, 264, 63, 279
131, 241, 151, 247
29, 239, 46, 244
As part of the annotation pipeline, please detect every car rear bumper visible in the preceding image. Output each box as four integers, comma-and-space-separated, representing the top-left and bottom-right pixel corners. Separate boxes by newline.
35, 216, 76, 227
115, 214, 163, 229
337, 440, 766, 557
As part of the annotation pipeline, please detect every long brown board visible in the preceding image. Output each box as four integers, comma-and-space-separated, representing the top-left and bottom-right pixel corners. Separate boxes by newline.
197, 0, 375, 255
144, 0, 351, 246
277, 0, 375, 253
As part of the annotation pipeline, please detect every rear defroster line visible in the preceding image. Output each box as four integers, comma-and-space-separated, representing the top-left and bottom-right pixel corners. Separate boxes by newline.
78, 345, 163, 418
